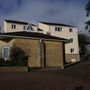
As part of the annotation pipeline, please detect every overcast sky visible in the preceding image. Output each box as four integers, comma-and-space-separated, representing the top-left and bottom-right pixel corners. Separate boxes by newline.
0, 0, 89, 30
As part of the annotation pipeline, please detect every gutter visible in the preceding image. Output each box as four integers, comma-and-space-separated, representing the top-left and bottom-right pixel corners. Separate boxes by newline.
0, 34, 71, 43
39, 39, 44, 67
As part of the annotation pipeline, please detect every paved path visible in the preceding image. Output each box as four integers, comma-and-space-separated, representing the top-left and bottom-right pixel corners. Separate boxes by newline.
0, 60, 90, 90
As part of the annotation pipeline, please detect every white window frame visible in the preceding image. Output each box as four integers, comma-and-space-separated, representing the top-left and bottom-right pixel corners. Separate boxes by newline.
2, 47, 10, 60
55, 27, 62, 32
11, 24, 16, 29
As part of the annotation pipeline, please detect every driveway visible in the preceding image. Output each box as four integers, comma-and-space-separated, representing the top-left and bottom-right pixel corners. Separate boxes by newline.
0, 60, 90, 90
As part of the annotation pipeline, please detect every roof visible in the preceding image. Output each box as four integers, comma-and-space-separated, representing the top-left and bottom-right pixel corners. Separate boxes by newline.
5, 19, 37, 26
0, 31, 71, 43
40, 22, 76, 27
31, 24, 37, 26
5, 19, 28, 25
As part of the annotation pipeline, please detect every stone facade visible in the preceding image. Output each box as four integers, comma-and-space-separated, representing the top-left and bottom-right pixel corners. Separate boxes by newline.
65, 54, 80, 63
0, 38, 65, 68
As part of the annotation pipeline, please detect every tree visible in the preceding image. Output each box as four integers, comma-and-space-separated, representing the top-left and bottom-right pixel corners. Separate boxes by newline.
78, 33, 90, 56
85, 0, 90, 33
86, 0, 90, 16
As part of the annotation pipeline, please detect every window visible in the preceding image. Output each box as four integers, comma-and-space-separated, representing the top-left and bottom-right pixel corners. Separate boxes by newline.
23, 26, 26, 30
12, 24, 16, 29
70, 48, 74, 53
2, 47, 10, 60
69, 28, 73, 32
55, 27, 62, 32
55, 27, 57, 31
70, 38, 73, 42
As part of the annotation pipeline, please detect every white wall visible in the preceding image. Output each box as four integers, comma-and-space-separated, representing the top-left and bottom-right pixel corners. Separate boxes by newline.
32, 25, 37, 32
38, 23, 50, 34
3, 21, 27, 33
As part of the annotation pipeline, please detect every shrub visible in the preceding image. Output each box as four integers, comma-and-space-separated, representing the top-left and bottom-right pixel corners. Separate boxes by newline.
0, 58, 13, 66
9, 46, 28, 66
0, 46, 28, 67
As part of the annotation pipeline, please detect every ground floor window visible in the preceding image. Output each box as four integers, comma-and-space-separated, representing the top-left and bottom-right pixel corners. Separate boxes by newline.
2, 47, 10, 60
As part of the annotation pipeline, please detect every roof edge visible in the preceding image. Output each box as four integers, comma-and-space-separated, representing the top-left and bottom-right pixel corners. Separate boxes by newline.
39, 21, 76, 28
0, 34, 71, 43
4, 19, 28, 25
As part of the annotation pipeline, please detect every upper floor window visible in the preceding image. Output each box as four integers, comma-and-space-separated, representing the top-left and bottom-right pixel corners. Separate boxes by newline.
55, 27, 62, 32
12, 24, 16, 29
69, 28, 73, 32
70, 48, 74, 53
23, 26, 26, 30
70, 38, 73, 42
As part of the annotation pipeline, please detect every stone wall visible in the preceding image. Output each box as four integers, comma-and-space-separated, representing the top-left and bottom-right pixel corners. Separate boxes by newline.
14, 39, 41, 67
0, 67, 28, 72
66, 54, 80, 63
44, 41, 64, 67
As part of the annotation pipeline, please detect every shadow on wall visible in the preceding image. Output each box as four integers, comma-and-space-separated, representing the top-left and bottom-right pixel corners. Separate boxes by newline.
75, 86, 84, 90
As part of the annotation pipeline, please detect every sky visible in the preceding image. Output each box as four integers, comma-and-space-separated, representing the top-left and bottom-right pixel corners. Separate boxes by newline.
0, 0, 89, 30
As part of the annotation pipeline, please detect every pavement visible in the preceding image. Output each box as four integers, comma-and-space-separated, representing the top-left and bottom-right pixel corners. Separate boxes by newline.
0, 60, 90, 90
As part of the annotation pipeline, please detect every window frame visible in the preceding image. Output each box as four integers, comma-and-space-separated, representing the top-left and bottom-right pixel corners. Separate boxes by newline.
11, 24, 16, 29
23, 25, 26, 30
70, 48, 74, 53
55, 27, 62, 32
69, 28, 73, 32
55, 27, 58, 31
2, 47, 10, 60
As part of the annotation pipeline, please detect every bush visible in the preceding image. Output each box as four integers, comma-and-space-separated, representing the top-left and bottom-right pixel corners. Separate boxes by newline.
0, 46, 28, 67
0, 58, 14, 66
10, 46, 28, 66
